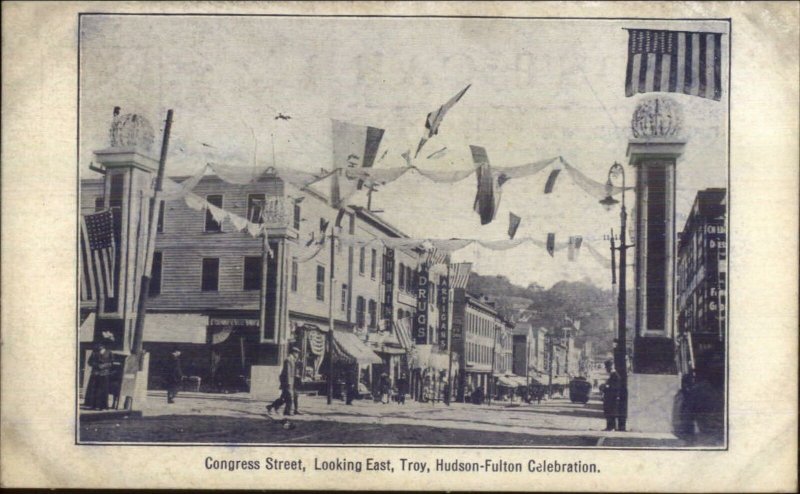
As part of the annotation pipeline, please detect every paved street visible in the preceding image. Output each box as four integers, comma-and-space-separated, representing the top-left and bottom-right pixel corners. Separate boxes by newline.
80, 391, 685, 447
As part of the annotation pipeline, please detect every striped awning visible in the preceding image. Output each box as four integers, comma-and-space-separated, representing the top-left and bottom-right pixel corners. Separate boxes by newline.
332, 330, 383, 365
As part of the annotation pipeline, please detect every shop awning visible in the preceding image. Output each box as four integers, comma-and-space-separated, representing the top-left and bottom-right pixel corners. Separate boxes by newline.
369, 330, 407, 355
144, 314, 208, 344
333, 330, 383, 365
414, 345, 453, 371
496, 374, 528, 387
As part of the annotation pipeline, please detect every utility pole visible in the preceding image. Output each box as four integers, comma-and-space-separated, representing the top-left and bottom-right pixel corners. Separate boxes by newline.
547, 332, 554, 399
326, 214, 337, 405
489, 324, 498, 406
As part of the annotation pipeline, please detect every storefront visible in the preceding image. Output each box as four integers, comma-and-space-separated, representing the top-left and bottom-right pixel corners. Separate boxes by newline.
332, 329, 383, 400
206, 315, 261, 393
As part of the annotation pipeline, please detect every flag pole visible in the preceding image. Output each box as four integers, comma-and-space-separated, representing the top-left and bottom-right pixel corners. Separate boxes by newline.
327, 216, 337, 405
445, 255, 453, 406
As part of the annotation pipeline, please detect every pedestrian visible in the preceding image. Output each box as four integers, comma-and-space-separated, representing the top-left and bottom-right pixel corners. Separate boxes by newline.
84, 338, 114, 410
396, 373, 408, 405
166, 348, 184, 404
379, 372, 390, 404
266, 346, 301, 417
345, 368, 357, 405
600, 359, 626, 431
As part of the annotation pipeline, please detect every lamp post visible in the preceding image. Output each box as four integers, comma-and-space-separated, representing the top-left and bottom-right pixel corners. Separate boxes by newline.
599, 161, 630, 430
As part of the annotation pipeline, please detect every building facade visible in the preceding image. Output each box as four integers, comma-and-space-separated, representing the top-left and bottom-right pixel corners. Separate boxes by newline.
675, 188, 727, 382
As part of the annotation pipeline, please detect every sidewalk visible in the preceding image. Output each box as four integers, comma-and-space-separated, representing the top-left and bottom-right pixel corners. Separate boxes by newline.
118, 390, 685, 447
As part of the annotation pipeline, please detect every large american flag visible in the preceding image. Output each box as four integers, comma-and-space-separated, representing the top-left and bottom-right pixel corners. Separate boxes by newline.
625, 29, 723, 101
80, 210, 116, 301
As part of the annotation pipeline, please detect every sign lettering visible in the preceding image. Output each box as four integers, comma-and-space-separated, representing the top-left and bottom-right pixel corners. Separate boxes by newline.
414, 268, 429, 344
382, 248, 395, 322
438, 275, 450, 350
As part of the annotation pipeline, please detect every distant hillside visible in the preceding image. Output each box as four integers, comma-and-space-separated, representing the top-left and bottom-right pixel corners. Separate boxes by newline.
466, 273, 634, 356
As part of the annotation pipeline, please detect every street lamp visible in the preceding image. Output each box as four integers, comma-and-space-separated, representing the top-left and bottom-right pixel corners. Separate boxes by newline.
599, 161, 629, 431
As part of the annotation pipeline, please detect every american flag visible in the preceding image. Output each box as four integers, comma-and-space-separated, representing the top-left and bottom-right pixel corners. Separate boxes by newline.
424, 248, 449, 268
449, 262, 472, 290
80, 210, 116, 301
625, 29, 723, 101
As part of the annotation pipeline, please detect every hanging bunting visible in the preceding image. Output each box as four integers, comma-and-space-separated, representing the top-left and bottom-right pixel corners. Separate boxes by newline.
544, 168, 561, 194
568, 235, 583, 261
471, 145, 503, 225
508, 212, 521, 239
330, 119, 386, 206
546, 233, 556, 257
415, 84, 471, 158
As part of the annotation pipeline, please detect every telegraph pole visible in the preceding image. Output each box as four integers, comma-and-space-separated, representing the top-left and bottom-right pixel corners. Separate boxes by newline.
445, 256, 454, 406
326, 218, 337, 405
489, 324, 498, 406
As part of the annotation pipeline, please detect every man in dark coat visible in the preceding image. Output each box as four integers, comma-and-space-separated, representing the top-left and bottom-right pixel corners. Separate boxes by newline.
395, 373, 408, 405
266, 346, 301, 416
166, 349, 184, 404
600, 359, 625, 431
85, 340, 114, 410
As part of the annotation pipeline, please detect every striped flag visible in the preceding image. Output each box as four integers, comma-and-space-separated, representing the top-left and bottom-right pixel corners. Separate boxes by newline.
471, 145, 503, 225
450, 262, 473, 290
625, 28, 723, 101
394, 317, 415, 351
424, 248, 449, 268
80, 210, 116, 301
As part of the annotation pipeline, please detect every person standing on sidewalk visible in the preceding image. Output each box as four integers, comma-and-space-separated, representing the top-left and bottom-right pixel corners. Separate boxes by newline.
600, 359, 624, 431
266, 346, 301, 416
85, 339, 114, 410
166, 348, 184, 404
395, 373, 408, 405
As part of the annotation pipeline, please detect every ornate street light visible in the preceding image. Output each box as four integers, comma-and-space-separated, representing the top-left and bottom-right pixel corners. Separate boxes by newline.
599, 161, 629, 431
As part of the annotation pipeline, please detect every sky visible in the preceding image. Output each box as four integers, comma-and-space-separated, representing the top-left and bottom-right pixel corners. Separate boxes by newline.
79, 15, 729, 289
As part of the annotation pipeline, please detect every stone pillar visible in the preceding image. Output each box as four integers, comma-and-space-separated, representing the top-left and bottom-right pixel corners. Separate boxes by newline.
92, 114, 158, 355
627, 97, 686, 374
626, 97, 685, 432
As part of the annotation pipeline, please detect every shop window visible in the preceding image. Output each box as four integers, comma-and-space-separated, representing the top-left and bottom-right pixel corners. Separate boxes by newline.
356, 296, 366, 328
243, 256, 262, 291
316, 265, 325, 301
368, 300, 377, 329
201, 258, 219, 291
205, 194, 223, 232
149, 251, 162, 295
247, 194, 265, 223
291, 258, 298, 292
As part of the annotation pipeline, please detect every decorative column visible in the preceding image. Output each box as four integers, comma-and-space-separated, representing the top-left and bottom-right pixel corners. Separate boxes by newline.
92, 113, 158, 354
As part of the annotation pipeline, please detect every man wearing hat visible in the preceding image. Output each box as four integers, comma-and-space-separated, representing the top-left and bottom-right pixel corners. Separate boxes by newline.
600, 359, 625, 431
266, 346, 301, 416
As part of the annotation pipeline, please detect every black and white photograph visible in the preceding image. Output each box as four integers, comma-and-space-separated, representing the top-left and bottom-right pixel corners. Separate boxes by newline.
1, 2, 797, 491
76, 12, 729, 448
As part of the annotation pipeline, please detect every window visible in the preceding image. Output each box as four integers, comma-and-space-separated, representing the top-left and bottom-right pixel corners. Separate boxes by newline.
243, 256, 262, 291
341, 284, 348, 312
368, 300, 377, 329
149, 251, 162, 295
201, 258, 219, 291
94, 197, 104, 212
291, 258, 298, 292
247, 194, 265, 223
397, 308, 404, 321
370, 248, 377, 279
406, 266, 414, 292
205, 194, 223, 232
293, 203, 301, 229
156, 200, 165, 233
316, 265, 325, 301
398, 262, 405, 291
356, 296, 366, 328
359, 247, 366, 275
